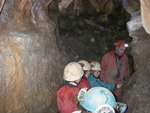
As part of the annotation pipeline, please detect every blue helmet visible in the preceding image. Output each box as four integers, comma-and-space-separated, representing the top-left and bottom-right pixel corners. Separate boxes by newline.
79, 87, 117, 113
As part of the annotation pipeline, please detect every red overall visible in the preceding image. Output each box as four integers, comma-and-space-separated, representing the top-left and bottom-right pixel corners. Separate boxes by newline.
57, 83, 80, 113
79, 75, 90, 89
101, 50, 129, 99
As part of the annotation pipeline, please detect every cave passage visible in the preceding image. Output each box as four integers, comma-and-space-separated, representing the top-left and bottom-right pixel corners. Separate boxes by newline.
1, 0, 150, 113
57, 1, 134, 74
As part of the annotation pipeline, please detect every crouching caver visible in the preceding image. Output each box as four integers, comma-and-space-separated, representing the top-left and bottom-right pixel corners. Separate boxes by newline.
101, 40, 129, 99
78, 87, 128, 113
88, 61, 115, 92
57, 62, 84, 113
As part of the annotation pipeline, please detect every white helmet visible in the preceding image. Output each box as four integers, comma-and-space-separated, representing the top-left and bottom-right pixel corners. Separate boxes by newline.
63, 62, 84, 81
95, 104, 115, 113
90, 61, 101, 71
78, 60, 91, 71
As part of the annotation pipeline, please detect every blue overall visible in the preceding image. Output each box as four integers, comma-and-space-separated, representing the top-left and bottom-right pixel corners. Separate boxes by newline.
87, 74, 115, 92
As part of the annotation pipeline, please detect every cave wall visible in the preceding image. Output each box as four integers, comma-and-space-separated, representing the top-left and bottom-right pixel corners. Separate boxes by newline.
123, 27, 150, 113
0, 31, 64, 113
0, 0, 150, 113
121, 1, 150, 113
58, 0, 130, 61
0, 0, 67, 113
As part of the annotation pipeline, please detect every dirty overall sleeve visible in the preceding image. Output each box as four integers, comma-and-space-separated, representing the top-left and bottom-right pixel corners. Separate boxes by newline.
101, 54, 109, 82
116, 55, 129, 83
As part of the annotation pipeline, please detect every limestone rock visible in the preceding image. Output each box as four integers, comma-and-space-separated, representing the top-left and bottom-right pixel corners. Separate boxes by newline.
141, 0, 150, 34
123, 27, 150, 113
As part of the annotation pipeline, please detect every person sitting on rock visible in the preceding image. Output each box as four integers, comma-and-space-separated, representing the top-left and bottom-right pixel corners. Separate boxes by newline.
87, 61, 115, 92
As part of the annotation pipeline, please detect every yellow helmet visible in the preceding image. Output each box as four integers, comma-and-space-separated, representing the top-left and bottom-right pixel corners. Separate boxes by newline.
63, 62, 84, 81
90, 61, 101, 71
78, 60, 91, 71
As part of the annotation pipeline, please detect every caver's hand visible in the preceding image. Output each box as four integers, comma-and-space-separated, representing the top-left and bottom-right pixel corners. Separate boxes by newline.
77, 88, 88, 101
116, 83, 123, 89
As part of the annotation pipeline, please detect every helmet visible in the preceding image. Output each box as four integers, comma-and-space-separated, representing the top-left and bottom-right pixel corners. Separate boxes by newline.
78, 60, 91, 71
63, 62, 84, 81
90, 61, 101, 71
114, 40, 128, 49
79, 87, 117, 113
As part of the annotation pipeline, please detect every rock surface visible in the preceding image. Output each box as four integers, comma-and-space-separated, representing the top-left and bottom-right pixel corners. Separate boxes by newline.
0, 0, 150, 113
0, 0, 67, 113
141, 0, 150, 34
123, 27, 150, 113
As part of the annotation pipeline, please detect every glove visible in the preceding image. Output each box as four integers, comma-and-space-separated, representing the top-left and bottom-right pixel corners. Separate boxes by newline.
77, 88, 87, 102
116, 102, 127, 113
116, 83, 123, 89
72, 110, 82, 113
116, 80, 123, 89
